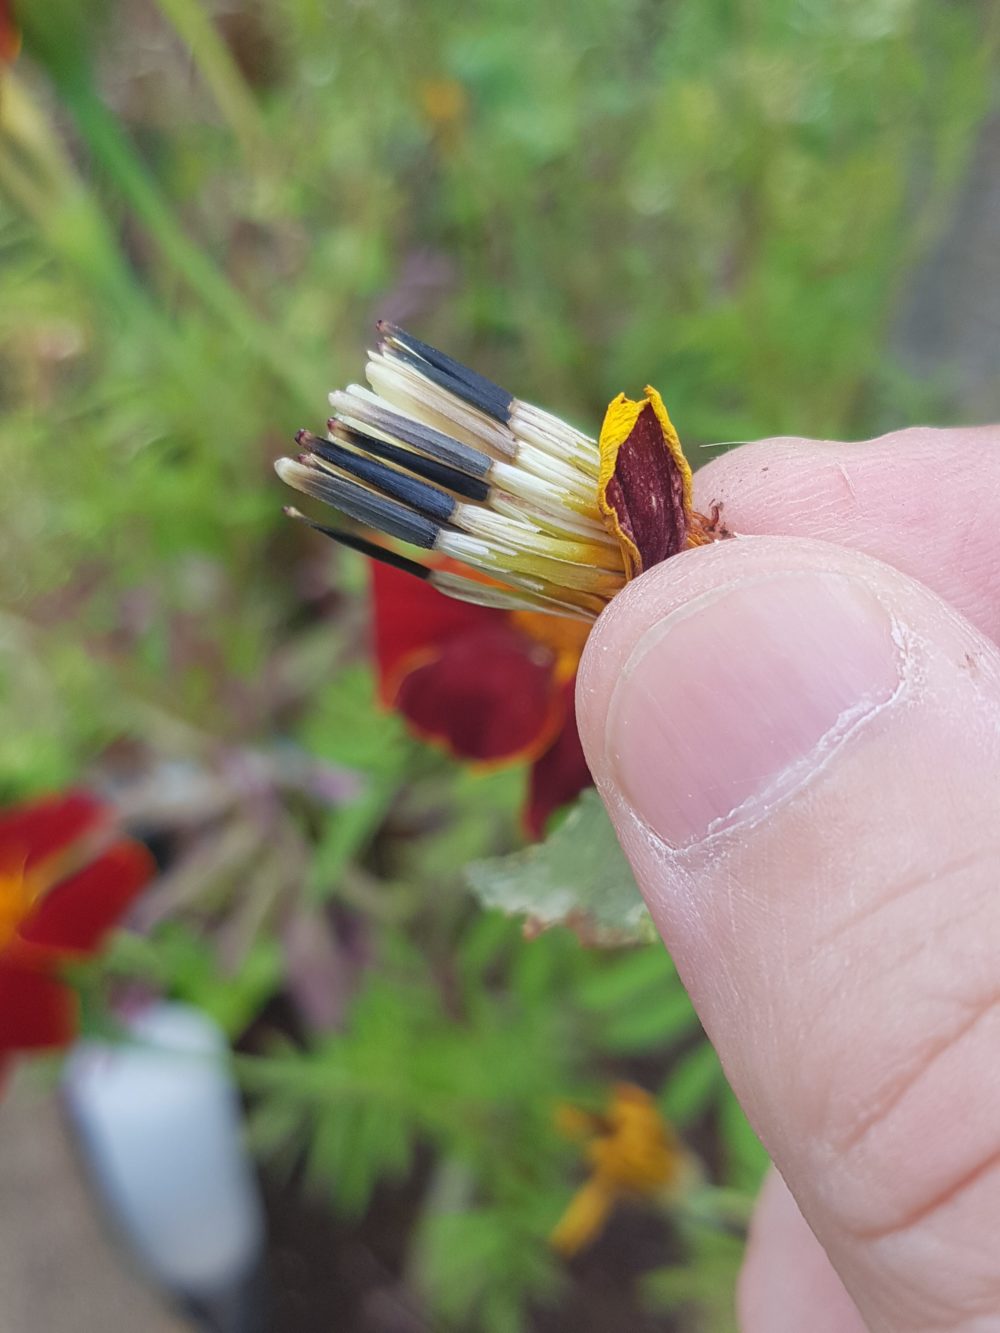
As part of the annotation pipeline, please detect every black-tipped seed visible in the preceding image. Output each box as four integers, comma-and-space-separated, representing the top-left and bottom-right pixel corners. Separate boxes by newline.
286, 508, 432, 580
288, 465, 442, 550
377, 322, 514, 424
333, 401, 493, 479
330, 425, 491, 503
384, 343, 513, 424
378, 318, 517, 418
308, 438, 458, 525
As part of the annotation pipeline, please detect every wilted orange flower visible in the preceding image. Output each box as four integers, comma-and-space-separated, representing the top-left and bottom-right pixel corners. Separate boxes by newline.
551, 1082, 694, 1257
0, 791, 153, 1077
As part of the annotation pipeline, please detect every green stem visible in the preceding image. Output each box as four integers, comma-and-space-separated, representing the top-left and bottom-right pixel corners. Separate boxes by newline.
56, 75, 317, 407
153, 0, 271, 168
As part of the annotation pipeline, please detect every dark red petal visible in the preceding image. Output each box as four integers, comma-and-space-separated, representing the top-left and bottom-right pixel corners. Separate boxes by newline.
603, 403, 687, 574
598, 390, 694, 580
0, 961, 76, 1053
18, 840, 154, 954
524, 681, 593, 839
370, 559, 500, 703
394, 624, 560, 763
0, 790, 107, 873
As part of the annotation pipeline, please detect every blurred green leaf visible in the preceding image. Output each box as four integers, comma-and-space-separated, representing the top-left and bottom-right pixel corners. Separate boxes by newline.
642, 1220, 745, 1333
596, 986, 699, 1055
659, 1041, 725, 1128
575, 942, 677, 1010
103, 925, 283, 1038
415, 1199, 564, 1333
295, 665, 412, 898
719, 1085, 771, 1194
466, 790, 653, 943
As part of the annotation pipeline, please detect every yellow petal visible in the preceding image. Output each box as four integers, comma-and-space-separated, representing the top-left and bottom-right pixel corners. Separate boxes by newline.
550, 1177, 617, 1256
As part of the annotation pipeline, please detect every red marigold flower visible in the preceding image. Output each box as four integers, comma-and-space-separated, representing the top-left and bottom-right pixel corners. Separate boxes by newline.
0, 791, 154, 1066
0, 0, 20, 64
371, 560, 591, 836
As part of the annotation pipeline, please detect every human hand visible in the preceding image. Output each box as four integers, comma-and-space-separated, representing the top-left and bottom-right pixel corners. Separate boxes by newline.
575, 427, 1000, 1332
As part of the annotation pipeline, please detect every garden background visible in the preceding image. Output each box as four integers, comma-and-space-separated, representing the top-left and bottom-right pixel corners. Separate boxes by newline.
2, 1, 999, 1329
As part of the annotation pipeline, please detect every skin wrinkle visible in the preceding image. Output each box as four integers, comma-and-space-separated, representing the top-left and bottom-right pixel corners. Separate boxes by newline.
857, 1146, 1000, 1247
835, 988, 1000, 1158
837, 460, 858, 501
807, 888, 992, 1040
776, 779, 1000, 1211
810, 842, 1000, 953
789, 895, 1000, 1251
601, 783, 800, 1147
862, 1271, 1000, 1333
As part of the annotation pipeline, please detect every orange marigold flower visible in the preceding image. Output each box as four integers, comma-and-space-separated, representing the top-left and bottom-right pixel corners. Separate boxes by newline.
0, 791, 154, 1071
550, 1083, 695, 1257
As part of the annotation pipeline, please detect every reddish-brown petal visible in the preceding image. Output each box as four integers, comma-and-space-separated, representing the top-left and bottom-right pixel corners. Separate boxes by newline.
370, 559, 500, 705
0, 960, 76, 1053
598, 389, 694, 579
0, 791, 107, 874
393, 624, 562, 763
17, 840, 154, 955
524, 682, 593, 838
0, 0, 20, 63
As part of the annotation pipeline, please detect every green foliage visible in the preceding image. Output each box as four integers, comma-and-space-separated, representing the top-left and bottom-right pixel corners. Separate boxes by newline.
245, 924, 580, 1192
575, 936, 697, 1052
103, 924, 283, 1038
294, 664, 414, 898
415, 1195, 566, 1333
642, 1220, 746, 1333
718, 1085, 771, 1195
243, 922, 581, 1329
660, 1043, 727, 1129
242, 916, 764, 1328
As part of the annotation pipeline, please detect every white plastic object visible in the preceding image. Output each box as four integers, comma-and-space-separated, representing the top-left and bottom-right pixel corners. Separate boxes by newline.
63, 1002, 265, 1301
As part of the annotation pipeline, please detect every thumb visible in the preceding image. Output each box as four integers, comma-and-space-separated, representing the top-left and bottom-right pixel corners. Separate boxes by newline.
577, 535, 1000, 1332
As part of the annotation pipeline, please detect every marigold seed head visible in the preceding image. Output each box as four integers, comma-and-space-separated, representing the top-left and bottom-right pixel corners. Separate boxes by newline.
276, 324, 712, 621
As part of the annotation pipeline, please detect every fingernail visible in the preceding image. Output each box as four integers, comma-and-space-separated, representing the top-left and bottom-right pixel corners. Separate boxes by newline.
606, 573, 902, 845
